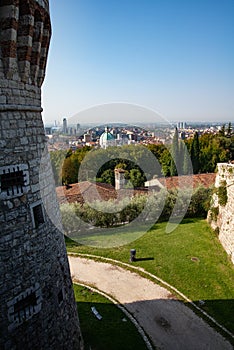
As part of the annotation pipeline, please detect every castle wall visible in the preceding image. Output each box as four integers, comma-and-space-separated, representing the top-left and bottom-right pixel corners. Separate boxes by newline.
0, 1, 83, 349
208, 163, 234, 264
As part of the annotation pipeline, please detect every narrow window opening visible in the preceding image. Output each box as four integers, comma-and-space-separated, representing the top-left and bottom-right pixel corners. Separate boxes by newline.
33, 204, 45, 228
58, 289, 64, 305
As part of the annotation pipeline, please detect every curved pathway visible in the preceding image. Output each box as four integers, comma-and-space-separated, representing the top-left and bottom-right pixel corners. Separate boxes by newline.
69, 256, 232, 350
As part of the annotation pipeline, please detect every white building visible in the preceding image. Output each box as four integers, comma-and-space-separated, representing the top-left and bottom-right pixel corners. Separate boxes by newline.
99, 127, 116, 149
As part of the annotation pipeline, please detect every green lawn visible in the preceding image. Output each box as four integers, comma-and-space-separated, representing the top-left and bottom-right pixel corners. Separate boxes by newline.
68, 218, 234, 337
73, 284, 149, 350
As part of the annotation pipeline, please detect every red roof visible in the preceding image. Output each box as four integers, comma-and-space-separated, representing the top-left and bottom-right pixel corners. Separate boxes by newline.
56, 173, 216, 205
156, 173, 216, 190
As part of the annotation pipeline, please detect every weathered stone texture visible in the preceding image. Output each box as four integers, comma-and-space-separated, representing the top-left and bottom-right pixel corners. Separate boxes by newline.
0, 1, 83, 349
208, 163, 234, 264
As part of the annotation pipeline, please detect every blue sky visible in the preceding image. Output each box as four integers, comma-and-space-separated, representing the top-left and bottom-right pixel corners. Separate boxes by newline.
42, 0, 234, 124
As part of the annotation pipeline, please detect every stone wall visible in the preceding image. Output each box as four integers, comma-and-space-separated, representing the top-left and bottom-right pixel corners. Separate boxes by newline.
208, 163, 234, 264
0, 1, 83, 349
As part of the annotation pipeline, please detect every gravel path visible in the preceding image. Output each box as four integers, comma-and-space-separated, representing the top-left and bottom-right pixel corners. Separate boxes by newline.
69, 256, 232, 350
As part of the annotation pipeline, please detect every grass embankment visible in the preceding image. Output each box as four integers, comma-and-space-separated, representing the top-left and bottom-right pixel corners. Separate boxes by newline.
73, 284, 149, 350
67, 218, 234, 336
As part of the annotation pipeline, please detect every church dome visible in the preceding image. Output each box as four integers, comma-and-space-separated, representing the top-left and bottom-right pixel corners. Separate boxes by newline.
99, 127, 116, 148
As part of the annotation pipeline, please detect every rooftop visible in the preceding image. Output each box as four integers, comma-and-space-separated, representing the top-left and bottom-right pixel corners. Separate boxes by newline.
56, 173, 216, 205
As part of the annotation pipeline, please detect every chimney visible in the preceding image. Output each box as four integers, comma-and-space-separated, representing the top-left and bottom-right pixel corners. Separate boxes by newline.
115, 168, 125, 190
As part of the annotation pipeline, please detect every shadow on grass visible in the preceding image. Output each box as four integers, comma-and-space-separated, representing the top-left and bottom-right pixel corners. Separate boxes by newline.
176, 217, 205, 224
65, 223, 154, 248
134, 257, 154, 262
190, 298, 234, 337
76, 297, 234, 350
75, 301, 148, 350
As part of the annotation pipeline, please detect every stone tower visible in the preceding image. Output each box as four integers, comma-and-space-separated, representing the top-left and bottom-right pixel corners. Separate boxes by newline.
0, 1, 83, 349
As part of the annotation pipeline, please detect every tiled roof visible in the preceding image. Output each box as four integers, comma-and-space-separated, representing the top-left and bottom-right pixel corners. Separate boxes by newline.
56, 181, 148, 205
56, 181, 116, 205
156, 173, 216, 190
56, 173, 216, 205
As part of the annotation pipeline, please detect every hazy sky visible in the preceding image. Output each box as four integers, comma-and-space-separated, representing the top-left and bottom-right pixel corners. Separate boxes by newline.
42, 0, 234, 125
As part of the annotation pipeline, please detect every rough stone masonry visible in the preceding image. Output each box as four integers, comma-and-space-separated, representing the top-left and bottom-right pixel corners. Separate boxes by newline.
208, 163, 234, 264
0, 1, 83, 349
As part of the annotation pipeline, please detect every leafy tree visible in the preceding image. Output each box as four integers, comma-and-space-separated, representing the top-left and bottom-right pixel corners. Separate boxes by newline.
147, 143, 166, 159
62, 157, 78, 185
128, 168, 145, 187
98, 169, 115, 186
160, 148, 172, 176
60, 183, 213, 233
115, 162, 127, 170
219, 124, 226, 137
186, 186, 213, 217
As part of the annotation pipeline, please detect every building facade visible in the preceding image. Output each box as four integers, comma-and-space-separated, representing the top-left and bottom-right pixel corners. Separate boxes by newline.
99, 127, 116, 148
0, 1, 83, 349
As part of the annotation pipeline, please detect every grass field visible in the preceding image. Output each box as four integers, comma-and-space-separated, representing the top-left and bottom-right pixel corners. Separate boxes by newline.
73, 284, 149, 350
67, 218, 234, 336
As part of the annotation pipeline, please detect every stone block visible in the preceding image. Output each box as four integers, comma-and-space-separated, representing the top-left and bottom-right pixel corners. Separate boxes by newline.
0, 95, 7, 103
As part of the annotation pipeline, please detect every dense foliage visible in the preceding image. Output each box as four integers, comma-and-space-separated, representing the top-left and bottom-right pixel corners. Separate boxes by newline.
50, 146, 91, 186
60, 186, 212, 232
50, 123, 234, 186
216, 180, 228, 206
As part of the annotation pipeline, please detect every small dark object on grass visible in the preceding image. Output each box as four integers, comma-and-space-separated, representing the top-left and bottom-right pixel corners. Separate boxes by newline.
130, 249, 136, 262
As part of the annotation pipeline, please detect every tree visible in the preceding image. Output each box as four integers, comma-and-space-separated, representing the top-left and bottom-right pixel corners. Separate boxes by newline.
98, 169, 115, 186
128, 168, 145, 187
160, 148, 172, 176
62, 157, 78, 185
219, 124, 226, 137
187, 186, 212, 217
181, 142, 192, 175
170, 127, 179, 176
190, 132, 200, 174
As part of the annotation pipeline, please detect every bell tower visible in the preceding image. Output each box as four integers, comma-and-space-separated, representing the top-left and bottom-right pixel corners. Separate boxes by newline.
0, 1, 83, 349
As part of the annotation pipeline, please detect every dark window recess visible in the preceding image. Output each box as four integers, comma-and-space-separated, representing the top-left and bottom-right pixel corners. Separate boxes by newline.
0, 168, 26, 195
33, 204, 45, 228
14, 292, 37, 323
58, 289, 64, 304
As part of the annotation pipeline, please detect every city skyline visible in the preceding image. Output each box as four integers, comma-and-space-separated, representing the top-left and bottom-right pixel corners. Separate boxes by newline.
42, 0, 234, 124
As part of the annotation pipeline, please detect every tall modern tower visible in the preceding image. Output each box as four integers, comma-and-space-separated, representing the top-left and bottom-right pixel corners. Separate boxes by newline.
63, 117, 68, 134
0, 1, 83, 349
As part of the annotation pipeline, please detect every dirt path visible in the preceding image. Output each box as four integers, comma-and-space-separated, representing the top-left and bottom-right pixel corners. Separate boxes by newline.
69, 256, 232, 350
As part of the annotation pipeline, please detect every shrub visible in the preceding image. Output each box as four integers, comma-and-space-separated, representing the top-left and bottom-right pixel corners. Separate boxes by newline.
187, 186, 213, 218
60, 186, 214, 231
217, 180, 228, 206
209, 206, 219, 222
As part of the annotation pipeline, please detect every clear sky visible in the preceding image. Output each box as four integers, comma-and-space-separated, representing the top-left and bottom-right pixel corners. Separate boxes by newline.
42, 0, 234, 125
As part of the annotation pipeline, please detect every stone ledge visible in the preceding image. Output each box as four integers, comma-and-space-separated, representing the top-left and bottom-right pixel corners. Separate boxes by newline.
0, 104, 43, 112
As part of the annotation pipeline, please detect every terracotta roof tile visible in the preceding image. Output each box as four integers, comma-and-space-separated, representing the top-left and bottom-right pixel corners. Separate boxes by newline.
56, 173, 216, 205
156, 173, 216, 190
